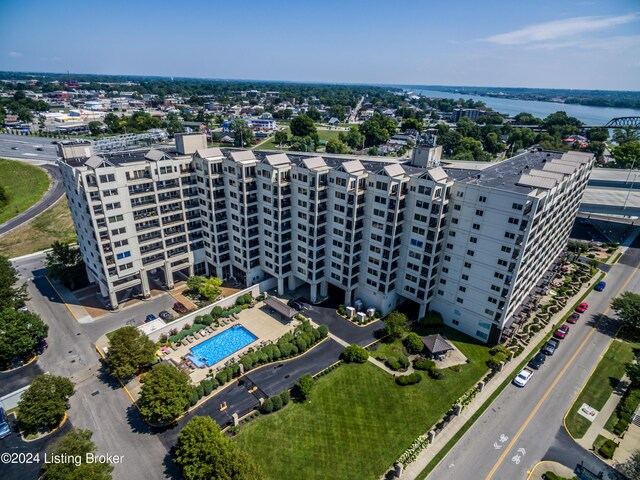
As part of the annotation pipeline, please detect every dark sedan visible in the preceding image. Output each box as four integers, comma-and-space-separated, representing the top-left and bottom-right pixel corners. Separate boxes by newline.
542, 338, 560, 355
287, 299, 304, 311
159, 310, 174, 321
528, 352, 546, 370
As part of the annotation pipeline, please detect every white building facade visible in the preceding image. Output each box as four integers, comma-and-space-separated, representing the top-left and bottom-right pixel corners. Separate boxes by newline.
57, 134, 593, 343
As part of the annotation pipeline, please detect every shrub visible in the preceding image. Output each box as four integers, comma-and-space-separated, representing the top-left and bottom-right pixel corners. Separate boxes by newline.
293, 374, 314, 400
396, 373, 422, 386
413, 358, 436, 371
196, 384, 204, 399
294, 313, 306, 321
386, 357, 403, 371
404, 332, 424, 354
619, 389, 640, 422
428, 367, 445, 380
613, 418, 629, 436
201, 379, 213, 396
487, 352, 507, 369
280, 390, 290, 406
489, 345, 511, 357
598, 439, 617, 459
271, 395, 283, 412
260, 397, 274, 414
201, 314, 214, 326
190, 389, 199, 406
397, 354, 409, 369
342, 345, 369, 363
296, 336, 308, 352
449, 364, 463, 373
419, 311, 444, 327
211, 306, 224, 318
317, 325, 329, 338
159, 333, 168, 344
337, 304, 347, 316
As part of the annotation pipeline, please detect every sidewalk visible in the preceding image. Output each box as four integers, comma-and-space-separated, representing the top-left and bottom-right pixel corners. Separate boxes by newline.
578, 375, 630, 450
400, 267, 604, 479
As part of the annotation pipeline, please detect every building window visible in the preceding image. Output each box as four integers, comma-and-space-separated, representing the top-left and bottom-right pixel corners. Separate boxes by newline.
462, 274, 469, 281
472, 223, 480, 230
116, 251, 131, 260
454, 205, 461, 211
479, 195, 487, 203
459, 286, 466, 292
476, 330, 488, 340
451, 217, 459, 224
456, 297, 464, 304
470, 237, 477, 243
467, 250, 475, 256
475, 209, 484, 216
505, 232, 515, 239
512, 203, 523, 210
464, 262, 471, 268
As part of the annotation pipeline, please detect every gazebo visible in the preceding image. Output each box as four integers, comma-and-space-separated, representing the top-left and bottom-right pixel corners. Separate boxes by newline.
264, 297, 297, 319
421, 334, 454, 360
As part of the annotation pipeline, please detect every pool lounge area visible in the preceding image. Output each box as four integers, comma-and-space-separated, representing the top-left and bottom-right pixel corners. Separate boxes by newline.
187, 325, 258, 368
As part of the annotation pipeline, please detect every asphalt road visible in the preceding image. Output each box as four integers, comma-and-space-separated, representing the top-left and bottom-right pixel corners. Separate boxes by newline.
0, 163, 65, 237
427, 233, 640, 480
0, 133, 59, 163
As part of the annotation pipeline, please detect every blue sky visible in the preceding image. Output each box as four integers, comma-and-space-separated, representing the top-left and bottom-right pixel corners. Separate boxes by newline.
0, 0, 638, 90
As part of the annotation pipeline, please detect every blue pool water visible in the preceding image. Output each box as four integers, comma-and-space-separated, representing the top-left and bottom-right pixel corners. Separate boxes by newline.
187, 325, 257, 367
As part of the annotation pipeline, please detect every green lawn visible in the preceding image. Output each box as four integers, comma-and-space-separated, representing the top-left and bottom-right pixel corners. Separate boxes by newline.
565, 339, 635, 438
253, 127, 345, 152
234, 329, 491, 480
0, 198, 76, 258
0, 158, 50, 224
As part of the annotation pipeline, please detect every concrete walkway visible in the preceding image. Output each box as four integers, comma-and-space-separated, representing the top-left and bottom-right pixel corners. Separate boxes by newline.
400, 266, 604, 479
46, 276, 94, 324
579, 375, 630, 450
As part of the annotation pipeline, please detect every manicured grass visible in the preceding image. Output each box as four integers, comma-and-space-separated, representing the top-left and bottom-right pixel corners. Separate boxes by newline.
371, 338, 406, 362
0, 158, 50, 224
253, 128, 345, 152
253, 129, 288, 151
565, 339, 635, 439
234, 330, 491, 480
0, 198, 76, 258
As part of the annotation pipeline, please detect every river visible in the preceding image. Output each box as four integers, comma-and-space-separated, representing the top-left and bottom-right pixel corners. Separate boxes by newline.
403, 88, 640, 126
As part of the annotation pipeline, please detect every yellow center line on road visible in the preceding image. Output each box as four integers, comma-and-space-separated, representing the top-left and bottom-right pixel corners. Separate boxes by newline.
484, 265, 638, 480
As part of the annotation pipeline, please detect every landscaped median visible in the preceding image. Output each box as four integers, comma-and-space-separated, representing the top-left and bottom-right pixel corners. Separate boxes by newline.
564, 339, 635, 439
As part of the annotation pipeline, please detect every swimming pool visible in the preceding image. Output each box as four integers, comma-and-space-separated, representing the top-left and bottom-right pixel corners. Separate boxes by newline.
187, 325, 258, 368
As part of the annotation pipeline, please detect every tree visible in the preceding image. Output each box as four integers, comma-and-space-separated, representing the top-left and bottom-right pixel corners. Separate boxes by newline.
0, 185, 8, 208
626, 362, 640, 387
360, 113, 396, 147
0, 309, 48, 368
103, 113, 120, 133
41, 429, 113, 480
367, 145, 379, 156
88, 121, 103, 136
613, 127, 640, 145
403, 332, 424, 354
513, 112, 542, 125
615, 449, 640, 479
164, 112, 184, 136
612, 141, 640, 169
293, 373, 314, 400
274, 130, 289, 146
611, 291, 640, 331
483, 132, 504, 154
325, 138, 348, 154
231, 120, 255, 147
383, 311, 408, 339
45, 241, 87, 289
175, 416, 261, 480
306, 106, 321, 121
199, 277, 222, 300
401, 117, 423, 132
0, 255, 28, 310
186, 275, 205, 294
585, 127, 609, 142
339, 126, 364, 150
289, 115, 318, 142
138, 364, 192, 424
17, 374, 74, 433
342, 344, 369, 363
289, 135, 316, 152
107, 326, 157, 379
328, 104, 345, 121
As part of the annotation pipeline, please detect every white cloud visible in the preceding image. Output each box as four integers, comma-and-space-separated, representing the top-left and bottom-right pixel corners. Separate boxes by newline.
486, 13, 639, 45
527, 35, 640, 50
8, 51, 22, 57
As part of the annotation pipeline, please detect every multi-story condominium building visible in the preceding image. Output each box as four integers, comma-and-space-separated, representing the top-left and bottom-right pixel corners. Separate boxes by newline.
57, 134, 593, 344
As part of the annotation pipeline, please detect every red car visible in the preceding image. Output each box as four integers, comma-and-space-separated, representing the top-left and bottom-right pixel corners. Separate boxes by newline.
173, 302, 188, 314
567, 313, 580, 324
554, 324, 571, 339
576, 302, 588, 313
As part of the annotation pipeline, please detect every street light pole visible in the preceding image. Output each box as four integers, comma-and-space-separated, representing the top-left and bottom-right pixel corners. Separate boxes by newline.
623, 173, 638, 213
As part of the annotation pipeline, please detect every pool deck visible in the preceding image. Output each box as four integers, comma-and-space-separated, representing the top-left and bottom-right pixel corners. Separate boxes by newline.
160, 301, 296, 385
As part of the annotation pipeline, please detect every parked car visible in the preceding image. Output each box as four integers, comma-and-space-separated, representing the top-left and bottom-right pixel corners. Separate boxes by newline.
11, 146, 18, 150
17, 303, 28, 312
287, 299, 304, 311
145, 314, 158, 323
594, 281, 606, 292
576, 302, 589, 313
567, 312, 580, 324
36, 147, 44, 151
554, 324, 571, 339
0, 407, 11, 439
159, 310, 173, 321
513, 368, 534, 387
542, 338, 560, 355
528, 352, 546, 370
173, 302, 188, 314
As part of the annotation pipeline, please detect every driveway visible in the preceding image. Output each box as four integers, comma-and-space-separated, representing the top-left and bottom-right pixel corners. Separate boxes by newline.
300, 301, 381, 347
0, 362, 45, 398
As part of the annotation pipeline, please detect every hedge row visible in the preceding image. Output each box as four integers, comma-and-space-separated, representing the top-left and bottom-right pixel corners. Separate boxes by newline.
386, 354, 409, 371
598, 439, 617, 459
170, 323, 207, 342
396, 373, 422, 386
259, 391, 290, 414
